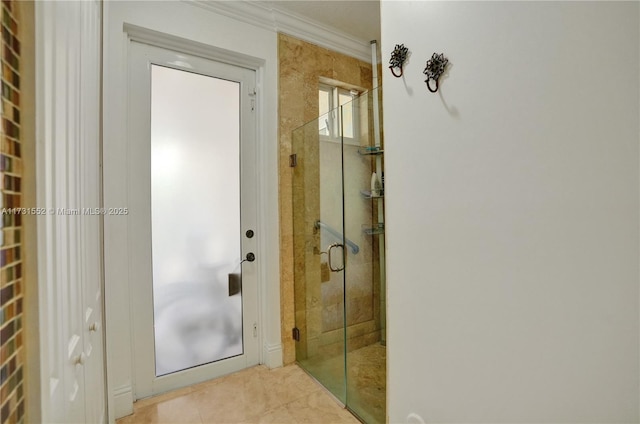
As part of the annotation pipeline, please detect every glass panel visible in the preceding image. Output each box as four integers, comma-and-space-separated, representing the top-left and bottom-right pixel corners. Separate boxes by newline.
151, 65, 243, 377
293, 87, 387, 422
318, 87, 331, 136
338, 90, 354, 139
292, 109, 347, 404
343, 87, 386, 424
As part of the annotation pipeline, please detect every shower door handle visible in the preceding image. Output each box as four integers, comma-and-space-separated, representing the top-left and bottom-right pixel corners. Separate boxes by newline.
327, 243, 345, 272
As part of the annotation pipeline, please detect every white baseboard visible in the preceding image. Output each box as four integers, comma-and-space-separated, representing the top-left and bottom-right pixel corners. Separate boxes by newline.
263, 343, 283, 369
113, 385, 134, 419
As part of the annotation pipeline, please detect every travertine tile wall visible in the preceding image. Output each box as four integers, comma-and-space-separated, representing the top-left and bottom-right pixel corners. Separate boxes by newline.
278, 33, 374, 364
0, 1, 25, 422
292, 89, 383, 363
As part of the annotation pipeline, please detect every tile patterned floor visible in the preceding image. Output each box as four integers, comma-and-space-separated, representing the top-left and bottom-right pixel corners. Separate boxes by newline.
116, 364, 361, 424
300, 344, 386, 424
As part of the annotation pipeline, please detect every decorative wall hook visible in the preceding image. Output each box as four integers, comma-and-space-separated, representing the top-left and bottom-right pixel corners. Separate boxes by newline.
423, 53, 448, 93
389, 44, 409, 78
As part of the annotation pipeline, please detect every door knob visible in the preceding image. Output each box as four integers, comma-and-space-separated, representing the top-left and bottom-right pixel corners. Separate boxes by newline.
73, 353, 86, 366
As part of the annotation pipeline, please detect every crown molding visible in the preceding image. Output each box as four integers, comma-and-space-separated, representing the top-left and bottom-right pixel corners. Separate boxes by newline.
185, 0, 372, 63
187, 0, 276, 33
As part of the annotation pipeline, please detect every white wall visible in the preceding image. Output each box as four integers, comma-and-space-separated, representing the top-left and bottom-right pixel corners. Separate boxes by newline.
381, 2, 639, 422
102, 1, 280, 419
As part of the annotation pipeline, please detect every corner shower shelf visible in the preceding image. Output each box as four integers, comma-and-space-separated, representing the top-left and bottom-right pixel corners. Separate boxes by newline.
360, 189, 384, 199
362, 223, 385, 235
358, 146, 384, 156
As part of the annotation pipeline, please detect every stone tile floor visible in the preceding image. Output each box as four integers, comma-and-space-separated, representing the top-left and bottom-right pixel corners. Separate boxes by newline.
300, 344, 386, 424
116, 364, 361, 424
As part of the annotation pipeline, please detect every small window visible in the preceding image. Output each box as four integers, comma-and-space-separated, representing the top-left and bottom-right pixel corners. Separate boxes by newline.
319, 85, 333, 137
318, 83, 359, 144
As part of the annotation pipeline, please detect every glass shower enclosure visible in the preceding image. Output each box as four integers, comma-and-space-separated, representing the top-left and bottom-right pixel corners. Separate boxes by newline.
292, 87, 386, 424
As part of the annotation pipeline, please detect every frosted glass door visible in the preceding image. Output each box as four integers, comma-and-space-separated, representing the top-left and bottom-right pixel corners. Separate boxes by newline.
151, 65, 242, 376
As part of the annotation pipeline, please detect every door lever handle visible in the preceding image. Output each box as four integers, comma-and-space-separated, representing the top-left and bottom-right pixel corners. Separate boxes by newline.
241, 252, 255, 264
233, 253, 254, 296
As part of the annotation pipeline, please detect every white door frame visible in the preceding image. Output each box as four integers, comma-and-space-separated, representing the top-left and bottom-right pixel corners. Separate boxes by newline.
127, 40, 260, 398
104, 21, 282, 419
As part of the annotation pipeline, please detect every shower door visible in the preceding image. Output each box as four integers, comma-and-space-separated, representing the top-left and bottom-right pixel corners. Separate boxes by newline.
292, 87, 386, 423
128, 41, 259, 398
292, 115, 349, 403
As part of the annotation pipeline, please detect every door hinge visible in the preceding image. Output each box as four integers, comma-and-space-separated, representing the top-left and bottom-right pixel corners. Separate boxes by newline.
289, 154, 297, 168
253, 323, 258, 338
292, 327, 300, 342
249, 88, 256, 111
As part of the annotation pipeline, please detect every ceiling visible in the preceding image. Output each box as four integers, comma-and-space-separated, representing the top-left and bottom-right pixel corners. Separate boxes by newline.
265, 1, 381, 43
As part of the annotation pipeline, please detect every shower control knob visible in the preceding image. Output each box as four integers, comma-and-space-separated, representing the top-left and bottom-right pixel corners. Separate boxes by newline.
245, 252, 255, 262
246, 230, 254, 239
